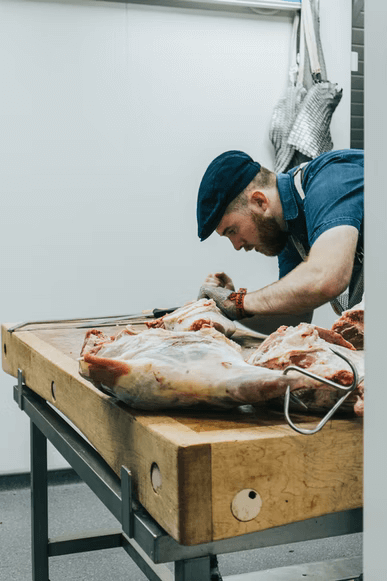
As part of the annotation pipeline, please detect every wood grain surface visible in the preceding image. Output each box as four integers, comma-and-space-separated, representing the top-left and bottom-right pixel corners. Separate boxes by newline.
1, 320, 363, 545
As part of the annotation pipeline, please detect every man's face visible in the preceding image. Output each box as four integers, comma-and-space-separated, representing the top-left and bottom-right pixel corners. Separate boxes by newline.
216, 210, 288, 256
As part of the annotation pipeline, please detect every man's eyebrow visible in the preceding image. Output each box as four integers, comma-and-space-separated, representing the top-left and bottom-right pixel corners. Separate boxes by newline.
220, 226, 235, 237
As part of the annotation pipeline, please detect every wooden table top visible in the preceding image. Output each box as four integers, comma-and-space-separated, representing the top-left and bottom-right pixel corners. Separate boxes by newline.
1, 319, 363, 546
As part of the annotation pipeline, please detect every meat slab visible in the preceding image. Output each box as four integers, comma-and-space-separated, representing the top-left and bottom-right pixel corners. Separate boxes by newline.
145, 298, 236, 337
79, 326, 302, 410
246, 323, 364, 416
331, 300, 364, 350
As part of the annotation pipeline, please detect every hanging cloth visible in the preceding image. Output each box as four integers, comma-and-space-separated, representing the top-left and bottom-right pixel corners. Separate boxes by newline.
269, 13, 307, 173
270, 0, 343, 172
287, 0, 343, 160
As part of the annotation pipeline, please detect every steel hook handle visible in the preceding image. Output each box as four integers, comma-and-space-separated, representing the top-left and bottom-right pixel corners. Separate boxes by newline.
283, 348, 361, 435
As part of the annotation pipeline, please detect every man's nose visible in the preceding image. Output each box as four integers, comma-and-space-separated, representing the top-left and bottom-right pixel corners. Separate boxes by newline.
231, 238, 243, 251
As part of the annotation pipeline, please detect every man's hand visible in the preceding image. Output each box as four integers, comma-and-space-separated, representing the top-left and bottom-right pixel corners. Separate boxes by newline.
198, 285, 239, 320
198, 272, 235, 300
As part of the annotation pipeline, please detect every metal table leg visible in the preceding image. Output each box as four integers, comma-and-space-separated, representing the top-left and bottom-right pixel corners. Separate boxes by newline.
31, 420, 49, 581
174, 555, 223, 581
175, 556, 211, 581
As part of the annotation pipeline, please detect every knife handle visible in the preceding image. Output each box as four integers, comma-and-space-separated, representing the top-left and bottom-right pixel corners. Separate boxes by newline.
152, 307, 179, 318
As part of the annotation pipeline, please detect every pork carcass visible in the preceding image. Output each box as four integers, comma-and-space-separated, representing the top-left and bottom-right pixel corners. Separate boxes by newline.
246, 323, 364, 416
145, 298, 236, 337
79, 326, 302, 410
331, 300, 364, 350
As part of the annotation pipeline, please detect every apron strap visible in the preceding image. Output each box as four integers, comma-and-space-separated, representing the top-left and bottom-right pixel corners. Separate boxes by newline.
290, 162, 309, 259
293, 161, 309, 200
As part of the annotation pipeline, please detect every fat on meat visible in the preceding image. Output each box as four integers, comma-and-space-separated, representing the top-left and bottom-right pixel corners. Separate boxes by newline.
145, 298, 236, 337
246, 323, 364, 416
79, 327, 302, 410
331, 300, 364, 350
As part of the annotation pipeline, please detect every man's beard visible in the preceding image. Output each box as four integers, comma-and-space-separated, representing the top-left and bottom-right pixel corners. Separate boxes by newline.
252, 213, 288, 256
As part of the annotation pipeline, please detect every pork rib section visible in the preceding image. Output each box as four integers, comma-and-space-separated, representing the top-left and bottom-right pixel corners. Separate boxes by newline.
79, 327, 301, 410
246, 323, 364, 416
145, 298, 236, 337
331, 300, 364, 350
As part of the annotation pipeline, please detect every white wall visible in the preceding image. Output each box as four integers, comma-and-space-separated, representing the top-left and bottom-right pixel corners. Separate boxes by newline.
0, 0, 351, 474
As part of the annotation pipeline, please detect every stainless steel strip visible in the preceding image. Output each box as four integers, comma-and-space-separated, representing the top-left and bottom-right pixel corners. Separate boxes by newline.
106, 0, 301, 14
152, 508, 363, 563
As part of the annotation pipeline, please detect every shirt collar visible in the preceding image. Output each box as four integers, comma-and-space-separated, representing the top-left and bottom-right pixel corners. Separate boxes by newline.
277, 172, 299, 223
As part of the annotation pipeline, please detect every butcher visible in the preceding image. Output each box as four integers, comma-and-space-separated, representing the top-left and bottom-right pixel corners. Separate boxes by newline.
197, 149, 364, 334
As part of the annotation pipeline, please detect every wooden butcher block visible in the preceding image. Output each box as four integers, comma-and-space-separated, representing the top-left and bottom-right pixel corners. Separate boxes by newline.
1, 320, 363, 546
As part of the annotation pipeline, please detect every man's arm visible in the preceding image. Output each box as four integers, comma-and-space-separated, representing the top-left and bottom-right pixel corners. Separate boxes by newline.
243, 225, 359, 316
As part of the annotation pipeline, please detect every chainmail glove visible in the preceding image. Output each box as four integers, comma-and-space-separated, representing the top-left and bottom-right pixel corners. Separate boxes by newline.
198, 285, 248, 320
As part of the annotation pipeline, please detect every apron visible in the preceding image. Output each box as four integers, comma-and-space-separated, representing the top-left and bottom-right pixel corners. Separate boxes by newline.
291, 162, 364, 315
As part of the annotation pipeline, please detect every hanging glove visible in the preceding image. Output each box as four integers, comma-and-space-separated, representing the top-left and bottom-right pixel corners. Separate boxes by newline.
198, 285, 249, 321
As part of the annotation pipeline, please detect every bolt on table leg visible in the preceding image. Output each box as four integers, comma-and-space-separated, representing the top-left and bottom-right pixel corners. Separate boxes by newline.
31, 420, 49, 581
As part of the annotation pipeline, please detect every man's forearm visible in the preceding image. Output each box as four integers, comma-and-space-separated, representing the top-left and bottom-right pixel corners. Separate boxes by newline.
243, 262, 333, 316
200, 226, 357, 322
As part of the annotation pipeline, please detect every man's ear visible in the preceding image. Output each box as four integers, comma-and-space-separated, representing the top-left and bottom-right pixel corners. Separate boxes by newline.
250, 190, 268, 212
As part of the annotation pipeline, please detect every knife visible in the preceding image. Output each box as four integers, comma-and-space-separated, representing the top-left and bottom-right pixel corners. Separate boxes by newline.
7, 307, 179, 333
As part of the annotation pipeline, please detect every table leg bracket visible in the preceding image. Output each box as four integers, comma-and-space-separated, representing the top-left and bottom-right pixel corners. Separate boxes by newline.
121, 465, 135, 538
16, 368, 25, 410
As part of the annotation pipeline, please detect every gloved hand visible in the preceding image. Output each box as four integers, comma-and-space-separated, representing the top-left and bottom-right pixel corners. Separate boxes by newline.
198, 285, 238, 319
199, 285, 250, 320
198, 272, 235, 300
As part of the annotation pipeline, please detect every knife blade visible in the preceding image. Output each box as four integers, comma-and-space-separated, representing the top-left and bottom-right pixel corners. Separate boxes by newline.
7, 307, 179, 333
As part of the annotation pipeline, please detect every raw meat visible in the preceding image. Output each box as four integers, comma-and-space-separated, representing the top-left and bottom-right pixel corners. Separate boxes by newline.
246, 323, 364, 416
80, 327, 139, 358
331, 300, 364, 350
79, 326, 302, 410
145, 298, 236, 337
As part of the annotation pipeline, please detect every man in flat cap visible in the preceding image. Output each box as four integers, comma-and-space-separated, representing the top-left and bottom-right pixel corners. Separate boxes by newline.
197, 149, 364, 333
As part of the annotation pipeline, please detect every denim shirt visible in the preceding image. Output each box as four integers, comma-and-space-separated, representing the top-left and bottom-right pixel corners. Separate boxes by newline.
277, 149, 364, 301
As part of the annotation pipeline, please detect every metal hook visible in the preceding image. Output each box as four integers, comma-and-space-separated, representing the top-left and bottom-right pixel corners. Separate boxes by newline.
283, 348, 362, 435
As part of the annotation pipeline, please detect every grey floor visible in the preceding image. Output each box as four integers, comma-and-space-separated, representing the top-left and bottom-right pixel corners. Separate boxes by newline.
0, 471, 362, 581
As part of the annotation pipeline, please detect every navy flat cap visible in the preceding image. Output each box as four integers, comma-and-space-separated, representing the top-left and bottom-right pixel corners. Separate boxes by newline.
197, 150, 261, 241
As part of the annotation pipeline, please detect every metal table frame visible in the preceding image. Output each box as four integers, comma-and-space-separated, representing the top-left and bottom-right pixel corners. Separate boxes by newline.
14, 371, 363, 581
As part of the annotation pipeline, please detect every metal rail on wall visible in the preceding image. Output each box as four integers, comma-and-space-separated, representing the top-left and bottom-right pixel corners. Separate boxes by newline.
105, 0, 301, 15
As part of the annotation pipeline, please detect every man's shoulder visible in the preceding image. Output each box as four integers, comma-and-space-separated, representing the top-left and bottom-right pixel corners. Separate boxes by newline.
301, 149, 364, 189
305, 149, 364, 173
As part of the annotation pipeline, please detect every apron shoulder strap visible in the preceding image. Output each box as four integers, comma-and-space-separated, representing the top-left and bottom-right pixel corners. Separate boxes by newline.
290, 234, 307, 260
293, 161, 309, 200
290, 161, 310, 260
